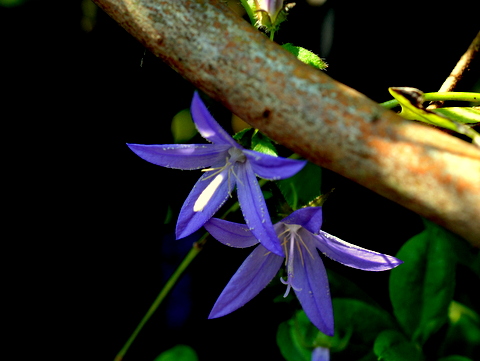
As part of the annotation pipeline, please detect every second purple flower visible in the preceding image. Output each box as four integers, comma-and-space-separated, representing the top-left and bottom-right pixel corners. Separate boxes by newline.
204, 207, 403, 336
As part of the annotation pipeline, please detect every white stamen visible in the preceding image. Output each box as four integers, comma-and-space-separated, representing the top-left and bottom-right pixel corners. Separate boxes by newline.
193, 172, 226, 212
279, 224, 305, 297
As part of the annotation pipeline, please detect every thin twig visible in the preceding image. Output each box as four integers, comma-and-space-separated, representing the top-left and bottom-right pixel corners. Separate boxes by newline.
428, 31, 480, 109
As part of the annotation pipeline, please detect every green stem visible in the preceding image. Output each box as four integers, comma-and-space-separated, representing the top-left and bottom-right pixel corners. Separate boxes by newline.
380, 92, 480, 109
114, 233, 208, 361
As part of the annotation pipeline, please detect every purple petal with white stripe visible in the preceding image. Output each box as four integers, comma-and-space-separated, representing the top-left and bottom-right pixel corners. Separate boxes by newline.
176, 170, 232, 239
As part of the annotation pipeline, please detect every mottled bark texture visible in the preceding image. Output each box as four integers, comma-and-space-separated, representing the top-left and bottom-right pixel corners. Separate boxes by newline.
92, 0, 480, 246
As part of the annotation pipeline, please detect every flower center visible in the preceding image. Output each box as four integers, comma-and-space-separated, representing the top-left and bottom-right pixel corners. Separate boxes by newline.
227, 147, 246, 164
193, 147, 246, 212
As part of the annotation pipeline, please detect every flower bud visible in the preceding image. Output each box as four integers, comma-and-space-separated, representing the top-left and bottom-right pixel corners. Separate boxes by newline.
255, 0, 284, 24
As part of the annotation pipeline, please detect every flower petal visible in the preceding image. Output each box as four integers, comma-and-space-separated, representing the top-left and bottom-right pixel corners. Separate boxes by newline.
191, 92, 240, 147
176, 171, 231, 239
208, 245, 283, 319
127, 143, 230, 170
244, 149, 307, 180
315, 231, 403, 271
204, 218, 259, 248
293, 230, 334, 336
282, 207, 323, 234
236, 162, 284, 256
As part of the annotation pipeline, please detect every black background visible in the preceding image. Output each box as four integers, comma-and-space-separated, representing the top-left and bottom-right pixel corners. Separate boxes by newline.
2, 1, 479, 360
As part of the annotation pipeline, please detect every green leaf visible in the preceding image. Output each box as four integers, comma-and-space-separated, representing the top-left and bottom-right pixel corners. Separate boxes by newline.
153, 345, 198, 361
389, 220, 456, 345
282, 43, 328, 70
171, 109, 197, 143
277, 320, 311, 361
232, 127, 255, 148
276, 161, 322, 210
277, 310, 338, 361
251, 130, 278, 156
233, 128, 277, 155
443, 232, 480, 279
239, 0, 257, 26
294, 310, 334, 348
332, 298, 397, 357
388, 87, 480, 145
373, 330, 424, 361
327, 270, 380, 307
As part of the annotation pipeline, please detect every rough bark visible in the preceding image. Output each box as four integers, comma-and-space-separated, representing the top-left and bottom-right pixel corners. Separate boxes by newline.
92, 0, 480, 246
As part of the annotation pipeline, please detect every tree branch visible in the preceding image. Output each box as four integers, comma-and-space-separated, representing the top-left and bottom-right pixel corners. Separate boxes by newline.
92, 0, 480, 246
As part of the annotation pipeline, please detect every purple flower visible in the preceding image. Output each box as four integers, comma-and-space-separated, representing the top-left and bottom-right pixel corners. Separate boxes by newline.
127, 92, 306, 256
204, 207, 403, 336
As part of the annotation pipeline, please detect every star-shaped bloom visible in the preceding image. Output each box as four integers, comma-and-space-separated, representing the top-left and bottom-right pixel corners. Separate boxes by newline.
204, 207, 403, 335
127, 92, 306, 256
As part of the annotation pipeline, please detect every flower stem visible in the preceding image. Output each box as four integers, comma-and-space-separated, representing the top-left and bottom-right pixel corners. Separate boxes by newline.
113, 232, 208, 361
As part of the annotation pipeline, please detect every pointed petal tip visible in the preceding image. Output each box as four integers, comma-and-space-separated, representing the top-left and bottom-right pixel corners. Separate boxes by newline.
309, 314, 334, 336
323, 326, 334, 337
272, 243, 285, 257
311, 315, 334, 336
207, 307, 229, 320
391, 257, 404, 268
207, 312, 219, 320
190, 92, 238, 146
316, 231, 404, 271
175, 223, 205, 240
175, 224, 193, 240
207, 297, 242, 320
